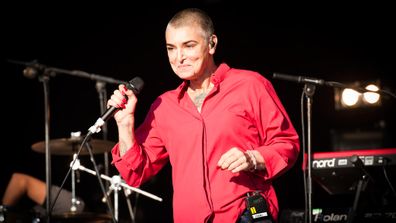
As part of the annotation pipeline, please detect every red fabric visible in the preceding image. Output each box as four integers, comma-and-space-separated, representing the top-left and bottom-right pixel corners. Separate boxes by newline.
112, 63, 300, 223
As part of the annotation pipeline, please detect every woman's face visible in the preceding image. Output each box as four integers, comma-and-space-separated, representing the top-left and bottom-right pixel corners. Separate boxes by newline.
165, 24, 214, 81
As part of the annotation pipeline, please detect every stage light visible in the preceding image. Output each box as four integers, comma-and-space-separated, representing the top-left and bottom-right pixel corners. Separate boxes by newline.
363, 84, 380, 104
335, 81, 381, 110
341, 88, 360, 107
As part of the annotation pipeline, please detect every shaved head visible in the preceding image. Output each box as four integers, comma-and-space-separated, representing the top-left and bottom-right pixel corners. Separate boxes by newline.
167, 8, 215, 40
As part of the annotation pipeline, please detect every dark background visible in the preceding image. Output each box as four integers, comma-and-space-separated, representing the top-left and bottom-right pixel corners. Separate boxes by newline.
1, 2, 395, 222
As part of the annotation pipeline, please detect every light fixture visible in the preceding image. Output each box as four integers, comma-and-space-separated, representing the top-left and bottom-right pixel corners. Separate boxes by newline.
363, 84, 380, 104
335, 81, 381, 110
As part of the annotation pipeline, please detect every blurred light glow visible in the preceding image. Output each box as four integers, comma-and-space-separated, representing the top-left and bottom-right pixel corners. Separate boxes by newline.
334, 80, 382, 110
341, 88, 360, 107
363, 84, 380, 104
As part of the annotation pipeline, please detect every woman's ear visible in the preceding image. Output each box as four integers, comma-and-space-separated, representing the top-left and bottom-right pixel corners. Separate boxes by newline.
209, 34, 218, 53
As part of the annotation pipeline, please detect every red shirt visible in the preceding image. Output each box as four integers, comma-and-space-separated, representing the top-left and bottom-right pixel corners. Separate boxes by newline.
112, 63, 300, 222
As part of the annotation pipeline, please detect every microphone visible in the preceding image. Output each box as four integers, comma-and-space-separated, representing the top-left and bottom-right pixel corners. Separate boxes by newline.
20, 61, 55, 79
23, 66, 40, 79
88, 76, 144, 134
272, 73, 325, 85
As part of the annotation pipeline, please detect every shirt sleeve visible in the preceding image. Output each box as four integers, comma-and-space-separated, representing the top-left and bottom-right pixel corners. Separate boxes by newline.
253, 77, 300, 180
111, 100, 169, 187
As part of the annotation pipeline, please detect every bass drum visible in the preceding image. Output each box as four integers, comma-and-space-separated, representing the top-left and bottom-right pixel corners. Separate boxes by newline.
51, 212, 112, 223
0, 205, 41, 223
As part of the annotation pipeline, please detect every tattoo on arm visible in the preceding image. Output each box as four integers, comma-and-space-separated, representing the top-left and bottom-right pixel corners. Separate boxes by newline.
119, 142, 128, 157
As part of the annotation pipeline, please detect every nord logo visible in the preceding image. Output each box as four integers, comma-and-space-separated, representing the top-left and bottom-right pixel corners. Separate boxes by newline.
312, 158, 336, 168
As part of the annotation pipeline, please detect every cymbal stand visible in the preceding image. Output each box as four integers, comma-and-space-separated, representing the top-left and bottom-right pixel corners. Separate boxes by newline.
61, 132, 117, 223
102, 176, 137, 222
103, 175, 123, 221
70, 153, 83, 212
122, 186, 136, 223
72, 162, 163, 222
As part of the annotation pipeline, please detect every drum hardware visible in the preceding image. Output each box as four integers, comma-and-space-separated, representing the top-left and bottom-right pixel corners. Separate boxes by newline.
70, 156, 162, 222
31, 135, 116, 156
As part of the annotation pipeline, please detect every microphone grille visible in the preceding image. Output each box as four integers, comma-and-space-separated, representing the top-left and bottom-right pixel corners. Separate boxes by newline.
23, 67, 38, 79
128, 76, 144, 95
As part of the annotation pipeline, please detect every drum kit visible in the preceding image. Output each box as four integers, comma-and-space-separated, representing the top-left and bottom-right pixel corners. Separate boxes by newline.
1, 134, 162, 223
4, 60, 161, 223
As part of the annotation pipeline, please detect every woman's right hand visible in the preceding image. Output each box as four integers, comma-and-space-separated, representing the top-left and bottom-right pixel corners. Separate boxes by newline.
107, 84, 138, 127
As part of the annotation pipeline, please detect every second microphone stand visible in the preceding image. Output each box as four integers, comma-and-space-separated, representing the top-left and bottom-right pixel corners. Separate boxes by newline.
303, 83, 316, 223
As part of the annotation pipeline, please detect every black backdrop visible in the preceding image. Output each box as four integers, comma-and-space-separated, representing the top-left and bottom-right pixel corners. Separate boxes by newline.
2, 2, 395, 222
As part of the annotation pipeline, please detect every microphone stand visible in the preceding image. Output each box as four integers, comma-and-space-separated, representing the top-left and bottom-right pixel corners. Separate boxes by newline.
8, 59, 131, 221
272, 73, 345, 223
272, 72, 396, 223
39, 72, 52, 223
95, 81, 111, 190
11, 60, 127, 186
84, 138, 117, 221
8, 59, 128, 85
303, 83, 316, 223
9, 60, 148, 221
16, 63, 57, 221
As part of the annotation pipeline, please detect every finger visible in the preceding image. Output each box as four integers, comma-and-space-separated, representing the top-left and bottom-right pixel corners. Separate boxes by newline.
219, 156, 231, 169
118, 84, 127, 93
218, 155, 231, 169
114, 88, 126, 99
221, 153, 239, 169
217, 147, 241, 168
119, 84, 135, 97
217, 152, 231, 167
110, 92, 125, 108
227, 154, 247, 171
107, 97, 118, 108
231, 161, 250, 173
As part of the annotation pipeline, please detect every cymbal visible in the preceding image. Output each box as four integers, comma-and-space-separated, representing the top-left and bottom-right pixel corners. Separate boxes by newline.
31, 137, 116, 155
